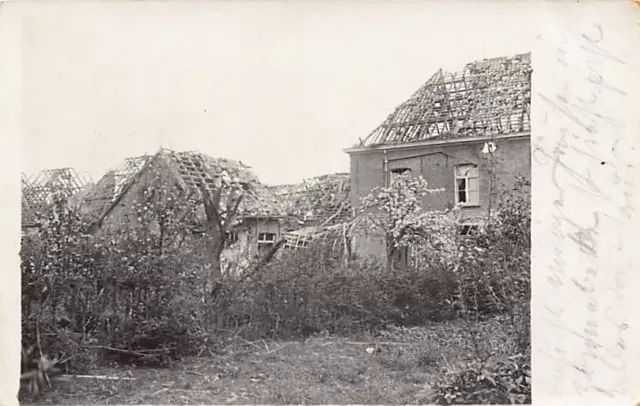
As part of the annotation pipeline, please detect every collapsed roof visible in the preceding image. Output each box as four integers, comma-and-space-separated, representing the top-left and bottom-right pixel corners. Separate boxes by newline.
246, 173, 351, 229
360, 52, 531, 148
243, 173, 352, 250
21, 168, 92, 228
79, 148, 350, 238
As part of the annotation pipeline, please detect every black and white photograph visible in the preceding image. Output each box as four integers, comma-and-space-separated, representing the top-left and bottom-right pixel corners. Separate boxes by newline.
3, 0, 639, 405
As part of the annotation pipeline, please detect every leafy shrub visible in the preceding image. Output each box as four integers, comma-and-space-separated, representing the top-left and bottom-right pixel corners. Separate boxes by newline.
454, 178, 531, 353
429, 353, 531, 405
21, 197, 210, 371
428, 178, 531, 404
215, 240, 458, 340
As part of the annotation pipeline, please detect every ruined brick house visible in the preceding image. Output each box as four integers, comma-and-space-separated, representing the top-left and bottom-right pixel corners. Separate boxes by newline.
345, 52, 532, 260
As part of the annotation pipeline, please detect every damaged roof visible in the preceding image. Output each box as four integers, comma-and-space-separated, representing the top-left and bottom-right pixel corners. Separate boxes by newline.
245, 173, 351, 228
358, 52, 531, 148
21, 168, 92, 228
81, 155, 154, 224
80, 148, 350, 232
81, 148, 261, 227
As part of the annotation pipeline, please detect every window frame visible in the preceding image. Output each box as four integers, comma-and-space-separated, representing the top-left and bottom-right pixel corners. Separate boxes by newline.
257, 232, 277, 244
454, 164, 480, 206
257, 232, 277, 255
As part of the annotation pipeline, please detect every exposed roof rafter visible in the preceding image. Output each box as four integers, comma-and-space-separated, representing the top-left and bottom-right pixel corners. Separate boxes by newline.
21, 168, 92, 227
361, 52, 532, 147
80, 148, 262, 229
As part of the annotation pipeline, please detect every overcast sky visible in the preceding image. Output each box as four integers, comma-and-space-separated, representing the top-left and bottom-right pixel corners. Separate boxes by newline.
21, 0, 541, 185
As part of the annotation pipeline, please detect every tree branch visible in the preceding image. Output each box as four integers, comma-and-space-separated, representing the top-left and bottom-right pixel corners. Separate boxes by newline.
252, 239, 286, 272
199, 181, 223, 233
222, 193, 244, 232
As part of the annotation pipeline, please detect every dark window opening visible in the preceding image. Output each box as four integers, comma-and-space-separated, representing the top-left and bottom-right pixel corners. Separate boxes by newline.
396, 246, 410, 267
390, 168, 411, 185
391, 168, 411, 175
457, 179, 467, 203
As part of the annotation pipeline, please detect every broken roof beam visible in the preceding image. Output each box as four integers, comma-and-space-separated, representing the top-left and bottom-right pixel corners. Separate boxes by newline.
21, 167, 92, 227
22, 168, 89, 197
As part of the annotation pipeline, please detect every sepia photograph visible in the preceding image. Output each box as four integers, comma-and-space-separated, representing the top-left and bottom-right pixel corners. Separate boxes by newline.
20, 1, 531, 404
8, 0, 637, 404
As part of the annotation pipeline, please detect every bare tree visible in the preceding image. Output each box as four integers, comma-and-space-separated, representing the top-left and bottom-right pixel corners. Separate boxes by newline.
197, 179, 245, 294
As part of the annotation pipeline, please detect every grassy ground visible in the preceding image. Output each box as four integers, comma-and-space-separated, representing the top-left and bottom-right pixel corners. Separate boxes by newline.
20, 318, 516, 405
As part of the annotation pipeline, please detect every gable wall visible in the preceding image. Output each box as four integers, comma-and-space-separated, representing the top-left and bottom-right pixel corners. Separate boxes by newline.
98, 156, 179, 234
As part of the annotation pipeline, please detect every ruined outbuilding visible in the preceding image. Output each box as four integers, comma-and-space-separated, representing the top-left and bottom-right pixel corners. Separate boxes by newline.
260, 173, 352, 250
79, 148, 353, 269
80, 149, 273, 252
346, 52, 532, 260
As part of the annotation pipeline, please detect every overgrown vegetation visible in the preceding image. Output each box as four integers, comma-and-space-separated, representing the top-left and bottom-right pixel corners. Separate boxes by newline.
18, 318, 520, 405
21, 170, 530, 404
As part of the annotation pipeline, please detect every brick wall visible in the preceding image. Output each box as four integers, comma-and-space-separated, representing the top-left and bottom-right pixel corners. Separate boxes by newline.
348, 135, 531, 261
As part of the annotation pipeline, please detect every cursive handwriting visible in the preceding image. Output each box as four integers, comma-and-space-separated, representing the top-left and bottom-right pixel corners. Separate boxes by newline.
536, 22, 632, 399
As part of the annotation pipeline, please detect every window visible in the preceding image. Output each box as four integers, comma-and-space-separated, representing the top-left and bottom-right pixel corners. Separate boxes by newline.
391, 168, 411, 175
391, 246, 410, 268
258, 232, 277, 255
258, 233, 276, 243
390, 167, 411, 184
454, 164, 479, 205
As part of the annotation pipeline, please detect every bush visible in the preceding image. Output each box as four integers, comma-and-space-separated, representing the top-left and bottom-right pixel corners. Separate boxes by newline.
20, 345, 61, 395
429, 353, 531, 405
454, 179, 531, 352
215, 240, 458, 340
22, 173, 531, 406
427, 178, 531, 404
21, 200, 210, 371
